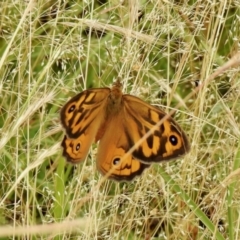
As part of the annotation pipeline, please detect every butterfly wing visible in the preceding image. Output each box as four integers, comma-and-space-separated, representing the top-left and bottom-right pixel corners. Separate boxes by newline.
122, 94, 190, 163
61, 135, 87, 163
60, 88, 110, 163
96, 114, 150, 181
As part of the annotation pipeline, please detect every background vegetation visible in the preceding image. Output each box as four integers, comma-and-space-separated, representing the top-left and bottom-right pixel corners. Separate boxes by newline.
0, 0, 240, 239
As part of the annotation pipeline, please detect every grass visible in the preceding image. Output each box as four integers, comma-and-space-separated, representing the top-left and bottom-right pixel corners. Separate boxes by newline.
0, 0, 240, 239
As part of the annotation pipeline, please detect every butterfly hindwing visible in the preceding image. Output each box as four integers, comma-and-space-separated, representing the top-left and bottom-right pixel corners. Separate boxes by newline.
96, 113, 150, 181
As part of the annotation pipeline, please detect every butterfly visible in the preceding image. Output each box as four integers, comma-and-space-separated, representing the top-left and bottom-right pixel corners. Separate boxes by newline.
60, 80, 190, 181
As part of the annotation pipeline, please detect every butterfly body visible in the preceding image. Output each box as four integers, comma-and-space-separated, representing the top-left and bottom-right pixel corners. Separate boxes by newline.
60, 81, 190, 181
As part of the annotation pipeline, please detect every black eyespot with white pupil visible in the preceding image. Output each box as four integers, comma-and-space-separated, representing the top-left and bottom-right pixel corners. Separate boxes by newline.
76, 143, 80, 151
68, 104, 75, 113
169, 135, 178, 146
113, 158, 120, 165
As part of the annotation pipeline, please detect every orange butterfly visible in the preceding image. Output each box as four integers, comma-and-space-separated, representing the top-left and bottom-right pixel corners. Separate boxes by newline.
60, 80, 190, 181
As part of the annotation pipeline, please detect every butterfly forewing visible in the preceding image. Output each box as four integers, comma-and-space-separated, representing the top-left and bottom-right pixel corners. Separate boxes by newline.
60, 88, 110, 138
123, 95, 190, 163
60, 88, 110, 163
